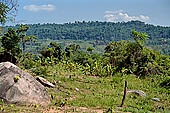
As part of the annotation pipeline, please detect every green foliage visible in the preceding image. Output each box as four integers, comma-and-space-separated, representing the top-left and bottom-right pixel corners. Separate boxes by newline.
22, 21, 170, 54
87, 46, 94, 53
104, 30, 169, 76
5, 21, 170, 54
65, 44, 80, 57
19, 53, 36, 69
40, 42, 63, 62
14, 75, 20, 83
0, 24, 36, 59
24, 21, 170, 41
0, 3, 8, 24
0, 47, 4, 53
1, 28, 21, 56
17, 24, 36, 54
85, 61, 114, 77
0, 0, 18, 25
41, 47, 54, 58
0, 99, 4, 105
50, 42, 63, 60
160, 76, 170, 89
69, 51, 89, 66
17, 30, 170, 78
132, 29, 148, 47
29, 30, 169, 77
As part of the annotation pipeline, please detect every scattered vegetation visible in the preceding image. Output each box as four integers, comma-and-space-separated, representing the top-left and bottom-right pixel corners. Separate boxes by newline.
14, 75, 20, 83
0, 5, 169, 112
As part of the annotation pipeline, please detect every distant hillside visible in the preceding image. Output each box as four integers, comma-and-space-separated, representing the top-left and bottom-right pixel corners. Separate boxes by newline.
21, 20, 170, 41
7, 21, 170, 54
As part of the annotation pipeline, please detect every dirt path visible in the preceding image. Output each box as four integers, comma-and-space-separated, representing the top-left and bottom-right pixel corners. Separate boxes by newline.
42, 106, 103, 113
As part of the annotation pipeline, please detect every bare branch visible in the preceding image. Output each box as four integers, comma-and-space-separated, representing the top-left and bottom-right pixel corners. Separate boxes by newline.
0, 0, 18, 24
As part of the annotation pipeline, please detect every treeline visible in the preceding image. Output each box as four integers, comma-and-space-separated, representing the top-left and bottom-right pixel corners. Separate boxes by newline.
6, 20, 170, 54
13, 20, 170, 41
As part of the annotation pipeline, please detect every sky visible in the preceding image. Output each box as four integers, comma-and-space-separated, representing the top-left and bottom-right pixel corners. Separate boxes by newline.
9, 0, 170, 26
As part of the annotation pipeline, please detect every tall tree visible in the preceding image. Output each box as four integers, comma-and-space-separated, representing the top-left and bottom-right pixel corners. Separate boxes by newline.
17, 24, 36, 54
1, 28, 20, 56
50, 42, 63, 60
1, 24, 36, 57
40, 42, 63, 61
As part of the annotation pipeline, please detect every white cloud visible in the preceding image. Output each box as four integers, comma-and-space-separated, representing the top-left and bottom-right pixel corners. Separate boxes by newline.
23, 4, 56, 12
104, 10, 149, 22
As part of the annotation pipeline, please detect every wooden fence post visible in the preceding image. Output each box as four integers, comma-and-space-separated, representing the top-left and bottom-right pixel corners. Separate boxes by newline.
120, 80, 127, 107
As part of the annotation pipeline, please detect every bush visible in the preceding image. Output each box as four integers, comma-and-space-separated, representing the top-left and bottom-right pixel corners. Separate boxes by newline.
104, 30, 169, 76
160, 76, 170, 89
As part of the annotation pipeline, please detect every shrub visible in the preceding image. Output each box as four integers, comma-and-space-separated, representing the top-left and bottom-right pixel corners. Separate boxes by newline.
160, 76, 170, 89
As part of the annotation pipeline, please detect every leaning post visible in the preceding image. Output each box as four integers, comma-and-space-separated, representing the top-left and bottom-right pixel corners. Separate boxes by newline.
120, 80, 127, 107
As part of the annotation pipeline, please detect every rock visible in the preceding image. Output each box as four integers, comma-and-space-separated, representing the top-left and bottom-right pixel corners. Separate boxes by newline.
75, 88, 79, 92
58, 81, 62, 84
127, 90, 146, 97
0, 62, 50, 105
152, 98, 160, 102
36, 76, 55, 88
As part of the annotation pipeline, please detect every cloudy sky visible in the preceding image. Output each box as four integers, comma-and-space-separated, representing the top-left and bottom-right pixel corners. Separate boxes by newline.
12, 0, 170, 26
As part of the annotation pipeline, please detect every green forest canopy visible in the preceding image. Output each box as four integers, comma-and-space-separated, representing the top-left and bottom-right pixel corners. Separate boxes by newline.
20, 20, 170, 41
6, 20, 170, 54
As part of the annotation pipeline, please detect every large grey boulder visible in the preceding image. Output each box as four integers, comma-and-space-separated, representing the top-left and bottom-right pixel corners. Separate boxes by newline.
0, 62, 50, 105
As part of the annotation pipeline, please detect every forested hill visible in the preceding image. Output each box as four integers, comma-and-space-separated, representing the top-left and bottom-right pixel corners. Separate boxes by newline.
17, 20, 170, 41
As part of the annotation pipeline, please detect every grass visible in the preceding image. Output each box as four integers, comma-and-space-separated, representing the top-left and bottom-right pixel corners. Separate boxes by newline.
0, 63, 170, 113
48, 73, 169, 112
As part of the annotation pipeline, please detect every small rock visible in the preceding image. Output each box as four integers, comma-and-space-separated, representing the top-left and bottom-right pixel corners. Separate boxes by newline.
127, 90, 146, 97
152, 98, 160, 102
36, 76, 55, 88
58, 81, 62, 84
75, 88, 79, 92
